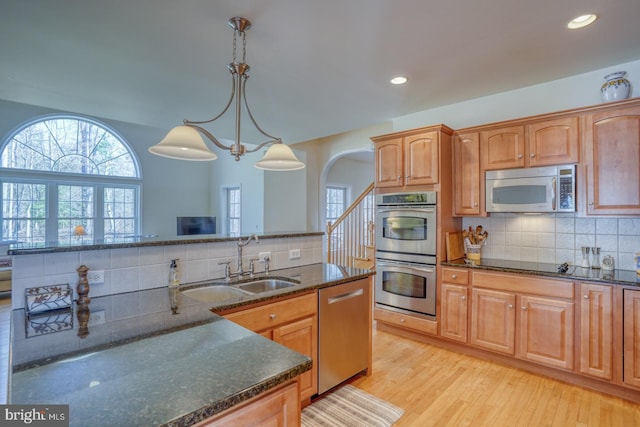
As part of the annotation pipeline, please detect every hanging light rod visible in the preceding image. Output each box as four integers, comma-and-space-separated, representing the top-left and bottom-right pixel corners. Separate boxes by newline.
149, 17, 305, 171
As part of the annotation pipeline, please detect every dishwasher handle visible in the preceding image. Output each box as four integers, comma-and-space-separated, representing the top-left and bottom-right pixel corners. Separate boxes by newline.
327, 288, 364, 305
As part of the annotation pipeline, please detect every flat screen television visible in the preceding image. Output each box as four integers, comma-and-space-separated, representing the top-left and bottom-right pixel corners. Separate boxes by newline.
177, 217, 216, 236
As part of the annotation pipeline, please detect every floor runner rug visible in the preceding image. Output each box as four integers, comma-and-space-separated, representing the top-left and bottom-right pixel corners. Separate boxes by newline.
301, 384, 404, 427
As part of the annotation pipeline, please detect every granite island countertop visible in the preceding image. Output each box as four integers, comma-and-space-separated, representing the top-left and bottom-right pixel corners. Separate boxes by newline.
9, 263, 374, 426
442, 258, 640, 287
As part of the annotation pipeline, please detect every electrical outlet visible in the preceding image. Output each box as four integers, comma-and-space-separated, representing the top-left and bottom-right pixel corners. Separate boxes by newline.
88, 309, 106, 326
289, 249, 301, 260
259, 251, 271, 261
87, 270, 105, 284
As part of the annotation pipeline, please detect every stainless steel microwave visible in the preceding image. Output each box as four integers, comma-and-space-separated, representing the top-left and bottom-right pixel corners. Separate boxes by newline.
486, 165, 576, 213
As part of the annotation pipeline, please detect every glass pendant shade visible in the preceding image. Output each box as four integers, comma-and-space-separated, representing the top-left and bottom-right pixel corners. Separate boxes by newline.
255, 143, 305, 171
149, 126, 218, 161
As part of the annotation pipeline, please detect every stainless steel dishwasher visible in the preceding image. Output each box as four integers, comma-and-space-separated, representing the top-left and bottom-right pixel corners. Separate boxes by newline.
318, 279, 370, 394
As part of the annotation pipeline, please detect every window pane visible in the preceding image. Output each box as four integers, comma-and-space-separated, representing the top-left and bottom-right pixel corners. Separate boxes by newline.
2, 182, 47, 245
104, 187, 136, 242
227, 187, 241, 235
58, 185, 94, 245
1, 117, 138, 177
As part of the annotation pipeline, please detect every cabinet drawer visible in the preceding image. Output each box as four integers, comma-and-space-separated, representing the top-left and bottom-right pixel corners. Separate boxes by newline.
374, 307, 437, 335
471, 271, 573, 299
442, 268, 469, 285
224, 292, 317, 332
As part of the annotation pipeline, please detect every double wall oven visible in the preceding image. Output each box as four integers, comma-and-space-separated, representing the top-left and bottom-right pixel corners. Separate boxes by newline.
375, 192, 437, 319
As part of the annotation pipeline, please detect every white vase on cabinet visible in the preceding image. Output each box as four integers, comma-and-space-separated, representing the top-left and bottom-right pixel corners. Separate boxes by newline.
600, 71, 631, 102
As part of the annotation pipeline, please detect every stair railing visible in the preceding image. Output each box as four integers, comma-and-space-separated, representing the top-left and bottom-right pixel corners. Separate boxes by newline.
326, 182, 375, 267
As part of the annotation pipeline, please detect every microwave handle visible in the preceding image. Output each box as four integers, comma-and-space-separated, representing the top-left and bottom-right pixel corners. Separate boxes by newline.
551, 177, 556, 211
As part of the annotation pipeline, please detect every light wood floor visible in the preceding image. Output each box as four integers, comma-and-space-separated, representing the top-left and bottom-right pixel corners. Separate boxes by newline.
352, 325, 640, 427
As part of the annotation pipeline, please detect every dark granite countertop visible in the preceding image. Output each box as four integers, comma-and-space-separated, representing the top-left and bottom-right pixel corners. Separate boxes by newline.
442, 258, 640, 287
8, 231, 323, 255
9, 263, 374, 426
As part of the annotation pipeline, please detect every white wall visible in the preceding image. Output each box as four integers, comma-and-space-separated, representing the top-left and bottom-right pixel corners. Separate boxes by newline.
393, 60, 640, 131
327, 157, 374, 201
263, 149, 308, 232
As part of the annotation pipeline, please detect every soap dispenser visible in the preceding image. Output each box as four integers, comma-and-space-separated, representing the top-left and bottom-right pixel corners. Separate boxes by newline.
168, 259, 180, 314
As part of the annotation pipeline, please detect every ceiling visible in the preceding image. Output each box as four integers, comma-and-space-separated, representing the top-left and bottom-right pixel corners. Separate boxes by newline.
1, 0, 639, 147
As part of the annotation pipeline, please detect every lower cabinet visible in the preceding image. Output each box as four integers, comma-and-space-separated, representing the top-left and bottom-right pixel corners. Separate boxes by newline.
197, 381, 300, 427
469, 272, 575, 370
223, 292, 318, 401
440, 283, 468, 343
579, 283, 613, 380
624, 289, 640, 389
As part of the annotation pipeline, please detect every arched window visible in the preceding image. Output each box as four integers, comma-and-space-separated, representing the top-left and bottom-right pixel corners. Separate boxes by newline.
1, 115, 141, 246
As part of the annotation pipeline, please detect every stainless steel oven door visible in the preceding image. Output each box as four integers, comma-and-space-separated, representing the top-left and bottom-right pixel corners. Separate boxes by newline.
375, 206, 436, 256
375, 259, 436, 318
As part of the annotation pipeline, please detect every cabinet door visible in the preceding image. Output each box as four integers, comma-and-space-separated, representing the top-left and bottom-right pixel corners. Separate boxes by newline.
624, 289, 640, 389
440, 283, 468, 343
274, 316, 318, 400
453, 133, 481, 215
405, 131, 439, 186
527, 116, 579, 167
481, 125, 525, 170
584, 105, 640, 215
579, 283, 613, 380
518, 295, 574, 370
374, 137, 404, 188
470, 288, 516, 355
199, 381, 299, 427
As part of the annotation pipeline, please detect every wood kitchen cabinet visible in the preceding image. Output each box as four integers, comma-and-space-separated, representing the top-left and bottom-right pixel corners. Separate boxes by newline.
223, 292, 318, 401
197, 381, 300, 427
624, 289, 640, 389
579, 283, 613, 380
470, 271, 574, 370
371, 125, 453, 190
452, 132, 482, 216
440, 267, 469, 342
526, 116, 579, 167
584, 104, 640, 215
481, 118, 578, 171
480, 125, 525, 170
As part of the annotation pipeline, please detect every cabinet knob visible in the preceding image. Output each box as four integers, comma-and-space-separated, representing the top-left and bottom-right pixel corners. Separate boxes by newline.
508, 304, 514, 309
522, 306, 527, 310
269, 314, 276, 319
584, 295, 589, 299
589, 201, 594, 206
452, 274, 457, 279
530, 153, 535, 158
397, 176, 402, 181
461, 296, 466, 300
473, 202, 478, 207
399, 318, 405, 323
518, 154, 523, 159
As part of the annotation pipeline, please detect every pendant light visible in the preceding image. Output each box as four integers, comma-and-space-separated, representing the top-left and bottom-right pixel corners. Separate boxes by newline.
149, 17, 304, 171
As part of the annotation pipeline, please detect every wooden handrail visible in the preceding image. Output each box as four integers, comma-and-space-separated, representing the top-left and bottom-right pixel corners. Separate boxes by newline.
326, 182, 375, 267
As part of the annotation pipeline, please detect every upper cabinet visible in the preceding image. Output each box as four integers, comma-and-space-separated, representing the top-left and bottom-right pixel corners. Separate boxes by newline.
453, 132, 482, 216
584, 104, 640, 215
527, 116, 579, 167
481, 125, 526, 170
372, 125, 453, 191
481, 117, 579, 171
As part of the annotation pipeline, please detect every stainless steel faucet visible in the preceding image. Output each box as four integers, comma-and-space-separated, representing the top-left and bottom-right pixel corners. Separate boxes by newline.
236, 234, 259, 276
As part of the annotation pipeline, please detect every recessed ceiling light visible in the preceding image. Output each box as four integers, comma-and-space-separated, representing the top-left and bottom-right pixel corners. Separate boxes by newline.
567, 14, 597, 29
390, 76, 407, 85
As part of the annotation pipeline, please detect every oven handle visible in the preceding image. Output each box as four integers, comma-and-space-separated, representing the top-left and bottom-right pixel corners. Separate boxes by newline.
377, 261, 435, 274
376, 208, 436, 214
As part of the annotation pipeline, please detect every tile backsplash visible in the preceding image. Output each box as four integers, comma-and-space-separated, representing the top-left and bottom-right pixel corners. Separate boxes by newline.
462, 214, 640, 271
10, 235, 323, 310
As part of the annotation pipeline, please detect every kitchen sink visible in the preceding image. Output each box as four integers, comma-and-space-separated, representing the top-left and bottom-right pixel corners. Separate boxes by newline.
237, 279, 297, 293
181, 285, 251, 303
